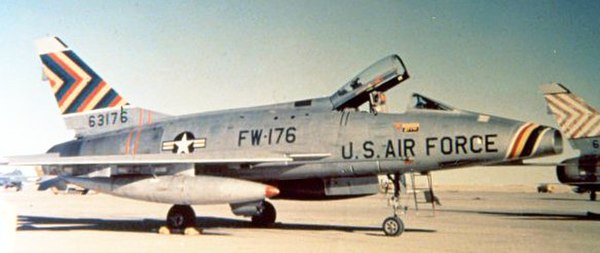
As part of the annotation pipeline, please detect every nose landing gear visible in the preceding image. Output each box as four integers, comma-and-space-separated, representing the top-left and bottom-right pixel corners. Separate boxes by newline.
382, 172, 405, 236
382, 215, 404, 236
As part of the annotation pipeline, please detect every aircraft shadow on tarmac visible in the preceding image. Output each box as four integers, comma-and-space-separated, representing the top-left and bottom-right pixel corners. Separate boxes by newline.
442, 209, 600, 222
17, 215, 436, 235
539, 197, 595, 202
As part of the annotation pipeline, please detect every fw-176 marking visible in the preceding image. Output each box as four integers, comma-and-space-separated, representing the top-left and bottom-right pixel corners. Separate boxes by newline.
1, 37, 563, 237
238, 127, 296, 146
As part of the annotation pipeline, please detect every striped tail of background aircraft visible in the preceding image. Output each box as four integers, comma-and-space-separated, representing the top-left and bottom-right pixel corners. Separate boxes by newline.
540, 83, 600, 200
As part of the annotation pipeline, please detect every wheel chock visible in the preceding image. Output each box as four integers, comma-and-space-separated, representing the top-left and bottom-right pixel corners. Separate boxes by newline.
158, 226, 171, 235
184, 227, 202, 236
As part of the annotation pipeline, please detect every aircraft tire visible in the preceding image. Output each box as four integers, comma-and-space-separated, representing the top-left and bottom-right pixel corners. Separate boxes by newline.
382, 216, 404, 236
591, 191, 597, 201
251, 201, 276, 227
166, 205, 196, 230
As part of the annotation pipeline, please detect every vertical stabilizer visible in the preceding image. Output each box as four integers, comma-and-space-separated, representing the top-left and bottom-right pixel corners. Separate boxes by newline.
540, 83, 599, 155
35, 37, 170, 136
36, 37, 128, 114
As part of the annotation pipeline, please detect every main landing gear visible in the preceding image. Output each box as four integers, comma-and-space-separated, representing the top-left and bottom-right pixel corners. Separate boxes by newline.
160, 205, 200, 235
382, 172, 405, 236
251, 200, 277, 227
591, 191, 597, 201
162, 200, 278, 235
167, 205, 196, 230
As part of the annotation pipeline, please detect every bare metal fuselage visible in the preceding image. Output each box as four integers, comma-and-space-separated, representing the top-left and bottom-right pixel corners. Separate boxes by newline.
47, 101, 561, 198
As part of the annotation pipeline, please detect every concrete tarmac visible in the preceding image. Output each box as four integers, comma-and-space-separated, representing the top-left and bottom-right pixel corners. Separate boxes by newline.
2, 186, 599, 253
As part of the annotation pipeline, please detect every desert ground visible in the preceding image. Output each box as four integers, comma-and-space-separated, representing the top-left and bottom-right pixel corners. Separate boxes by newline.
1, 185, 598, 253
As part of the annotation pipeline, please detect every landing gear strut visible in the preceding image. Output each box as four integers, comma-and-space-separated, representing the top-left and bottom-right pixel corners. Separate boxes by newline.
166, 205, 196, 230
251, 200, 276, 227
591, 191, 597, 201
382, 172, 405, 236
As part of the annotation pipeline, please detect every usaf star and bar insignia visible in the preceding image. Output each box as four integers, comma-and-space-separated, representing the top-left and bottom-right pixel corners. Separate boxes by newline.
162, 131, 206, 154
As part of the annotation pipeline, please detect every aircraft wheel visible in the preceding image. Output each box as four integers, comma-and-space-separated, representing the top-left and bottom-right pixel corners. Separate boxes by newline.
251, 201, 276, 227
591, 191, 597, 201
382, 216, 404, 236
166, 205, 196, 230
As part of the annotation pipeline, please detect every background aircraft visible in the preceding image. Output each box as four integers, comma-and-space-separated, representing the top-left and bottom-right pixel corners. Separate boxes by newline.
540, 83, 600, 200
0, 169, 29, 191
2, 37, 562, 236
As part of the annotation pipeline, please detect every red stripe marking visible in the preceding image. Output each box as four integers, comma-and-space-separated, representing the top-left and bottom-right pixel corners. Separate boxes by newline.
125, 130, 135, 155
133, 109, 144, 154
108, 96, 123, 107
49, 54, 83, 108
76, 81, 106, 112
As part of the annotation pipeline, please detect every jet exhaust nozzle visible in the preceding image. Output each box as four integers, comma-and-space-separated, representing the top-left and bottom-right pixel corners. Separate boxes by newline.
508, 125, 563, 160
534, 127, 563, 157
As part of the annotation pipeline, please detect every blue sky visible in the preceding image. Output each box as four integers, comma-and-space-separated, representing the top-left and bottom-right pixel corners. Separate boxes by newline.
0, 1, 598, 184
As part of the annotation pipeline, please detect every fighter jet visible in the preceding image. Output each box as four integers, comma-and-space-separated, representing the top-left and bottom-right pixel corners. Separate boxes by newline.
540, 83, 599, 201
0, 170, 28, 191
1, 37, 563, 236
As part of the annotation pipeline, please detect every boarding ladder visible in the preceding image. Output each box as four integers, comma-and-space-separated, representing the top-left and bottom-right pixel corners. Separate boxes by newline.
409, 172, 437, 216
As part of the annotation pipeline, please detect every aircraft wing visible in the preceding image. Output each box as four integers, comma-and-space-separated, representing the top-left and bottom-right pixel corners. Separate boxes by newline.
1, 152, 331, 166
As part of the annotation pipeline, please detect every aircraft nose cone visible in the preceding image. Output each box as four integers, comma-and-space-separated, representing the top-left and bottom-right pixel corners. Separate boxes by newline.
265, 185, 280, 198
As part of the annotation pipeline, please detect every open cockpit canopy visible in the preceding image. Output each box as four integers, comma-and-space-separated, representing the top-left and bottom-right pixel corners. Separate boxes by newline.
330, 55, 409, 111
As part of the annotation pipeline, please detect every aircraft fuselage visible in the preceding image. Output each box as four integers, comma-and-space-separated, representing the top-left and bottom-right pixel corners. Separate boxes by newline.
48, 104, 561, 183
